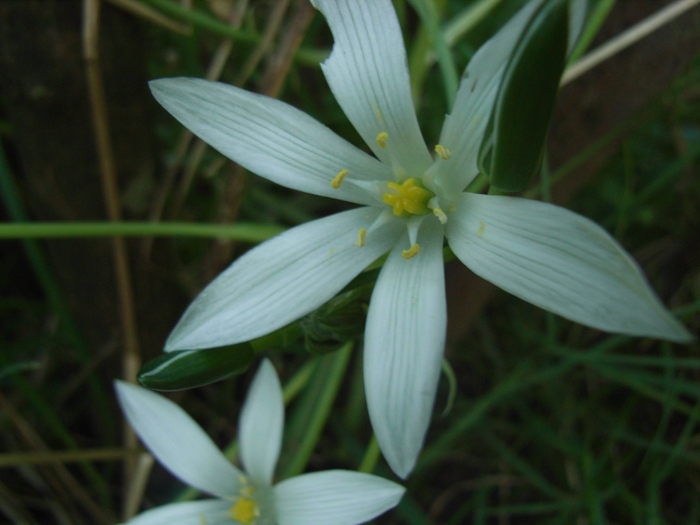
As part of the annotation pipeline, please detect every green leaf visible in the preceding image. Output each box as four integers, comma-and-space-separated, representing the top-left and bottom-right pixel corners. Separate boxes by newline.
479, 0, 569, 192
138, 345, 255, 391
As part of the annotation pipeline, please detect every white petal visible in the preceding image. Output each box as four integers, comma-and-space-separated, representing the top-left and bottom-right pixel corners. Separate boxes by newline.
114, 381, 243, 499
433, 0, 539, 195
273, 470, 404, 525
150, 78, 390, 206
166, 207, 402, 351
446, 194, 693, 342
239, 360, 283, 486
364, 220, 447, 478
121, 500, 230, 525
312, 0, 432, 171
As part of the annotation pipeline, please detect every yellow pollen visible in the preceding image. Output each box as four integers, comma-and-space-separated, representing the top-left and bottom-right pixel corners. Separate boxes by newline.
402, 243, 421, 260
355, 228, 367, 247
382, 178, 435, 217
435, 144, 451, 160
432, 207, 448, 224
230, 497, 258, 524
376, 131, 389, 148
331, 169, 349, 189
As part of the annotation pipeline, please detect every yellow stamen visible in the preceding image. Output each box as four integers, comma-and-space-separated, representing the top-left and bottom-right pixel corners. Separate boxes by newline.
376, 131, 389, 149
432, 207, 448, 224
230, 497, 259, 524
434, 144, 451, 160
330, 169, 349, 189
355, 228, 367, 247
402, 243, 421, 260
382, 178, 435, 217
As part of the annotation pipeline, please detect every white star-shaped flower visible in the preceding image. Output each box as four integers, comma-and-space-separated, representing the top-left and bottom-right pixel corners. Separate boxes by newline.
115, 360, 404, 525
150, 0, 692, 478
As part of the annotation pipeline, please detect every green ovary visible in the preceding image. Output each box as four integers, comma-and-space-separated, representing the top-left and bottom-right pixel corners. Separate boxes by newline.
382, 178, 434, 217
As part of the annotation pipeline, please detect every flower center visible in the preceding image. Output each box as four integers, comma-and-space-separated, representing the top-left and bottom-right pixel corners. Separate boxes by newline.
382, 178, 435, 217
230, 496, 259, 524
229, 477, 260, 524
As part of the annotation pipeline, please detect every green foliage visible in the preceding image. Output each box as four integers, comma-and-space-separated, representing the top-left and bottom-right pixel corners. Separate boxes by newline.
479, 0, 569, 192
300, 285, 372, 354
138, 345, 255, 391
0, 1, 698, 523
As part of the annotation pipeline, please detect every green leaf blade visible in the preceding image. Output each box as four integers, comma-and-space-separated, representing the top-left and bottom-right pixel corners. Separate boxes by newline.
138, 345, 255, 391
481, 0, 570, 192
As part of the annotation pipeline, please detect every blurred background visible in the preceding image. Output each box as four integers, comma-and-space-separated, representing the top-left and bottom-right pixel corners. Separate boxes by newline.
0, 0, 699, 523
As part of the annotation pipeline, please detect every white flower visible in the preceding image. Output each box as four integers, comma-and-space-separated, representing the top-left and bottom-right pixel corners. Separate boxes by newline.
150, 0, 692, 478
115, 359, 404, 525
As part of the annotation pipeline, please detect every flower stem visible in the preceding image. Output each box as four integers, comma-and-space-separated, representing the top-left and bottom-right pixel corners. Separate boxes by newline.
0, 221, 284, 243
280, 342, 353, 479
358, 435, 381, 474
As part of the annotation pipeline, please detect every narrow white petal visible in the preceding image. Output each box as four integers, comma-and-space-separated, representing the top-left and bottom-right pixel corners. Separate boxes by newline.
364, 220, 447, 478
433, 0, 539, 195
273, 470, 404, 525
446, 194, 692, 342
166, 207, 402, 351
114, 382, 242, 499
239, 360, 283, 486
312, 0, 432, 171
121, 500, 230, 525
150, 78, 391, 206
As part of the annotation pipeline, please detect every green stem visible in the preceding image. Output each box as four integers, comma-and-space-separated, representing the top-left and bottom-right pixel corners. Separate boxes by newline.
443, 0, 506, 50
139, 0, 257, 43
358, 435, 381, 474
281, 343, 353, 479
0, 222, 284, 242
138, 0, 325, 66
440, 358, 458, 417
407, 0, 458, 106
0, 448, 139, 467
280, 359, 318, 405
567, 0, 616, 63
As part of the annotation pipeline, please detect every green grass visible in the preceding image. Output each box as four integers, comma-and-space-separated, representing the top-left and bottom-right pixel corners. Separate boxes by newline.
0, 0, 698, 523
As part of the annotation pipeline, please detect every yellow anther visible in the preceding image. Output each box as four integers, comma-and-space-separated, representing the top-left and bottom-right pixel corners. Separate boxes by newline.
376, 131, 389, 149
382, 178, 435, 217
432, 207, 448, 224
230, 497, 259, 524
330, 169, 349, 189
435, 144, 451, 160
402, 243, 421, 260
355, 228, 367, 248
